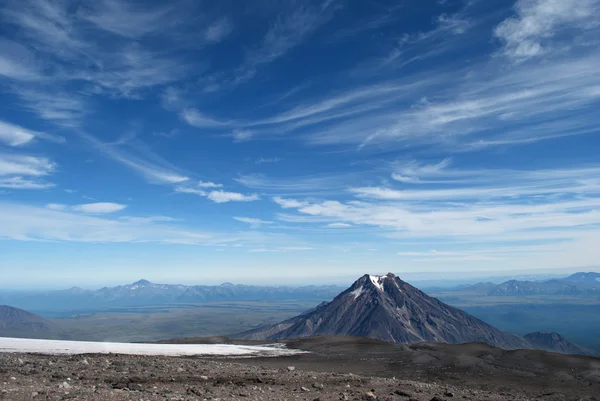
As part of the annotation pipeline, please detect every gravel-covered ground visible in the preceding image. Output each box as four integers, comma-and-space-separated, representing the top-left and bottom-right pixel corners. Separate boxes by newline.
0, 352, 528, 401
2, 335, 600, 401
0, 351, 593, 401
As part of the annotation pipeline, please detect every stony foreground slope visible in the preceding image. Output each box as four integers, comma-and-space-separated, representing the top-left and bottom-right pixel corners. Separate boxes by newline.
238, 273, 530, 350
3, 333, 600, 401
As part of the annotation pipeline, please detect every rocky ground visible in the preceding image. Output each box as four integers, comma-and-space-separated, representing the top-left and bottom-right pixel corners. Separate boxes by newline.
1, 336, 599, 401
0, 352, 534, 401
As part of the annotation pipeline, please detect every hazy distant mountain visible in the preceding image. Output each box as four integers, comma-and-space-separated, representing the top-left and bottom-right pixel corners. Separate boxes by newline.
561, 272, 600, 288
455, 272, 600, 296
524, 332, 597, 356
0, 305, 64, 339
236, 273, 531, 350
1, 280, 345, 312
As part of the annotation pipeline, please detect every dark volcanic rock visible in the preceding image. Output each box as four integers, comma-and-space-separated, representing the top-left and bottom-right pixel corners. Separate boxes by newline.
237, 273, 530, 350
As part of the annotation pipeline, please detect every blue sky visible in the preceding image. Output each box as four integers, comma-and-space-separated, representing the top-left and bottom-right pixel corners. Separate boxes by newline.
1, 0, 599, 288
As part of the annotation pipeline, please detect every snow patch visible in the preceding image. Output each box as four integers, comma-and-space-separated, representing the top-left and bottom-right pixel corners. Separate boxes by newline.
0, 337, 305, 357
596, 277, 600, 282
350, 286, 365, 299
369, 275, 385, 291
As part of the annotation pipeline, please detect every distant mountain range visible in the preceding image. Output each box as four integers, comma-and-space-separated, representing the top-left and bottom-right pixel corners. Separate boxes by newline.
3, 272, 598, 314
438, 272, 600, 296
0, 280, 345, 312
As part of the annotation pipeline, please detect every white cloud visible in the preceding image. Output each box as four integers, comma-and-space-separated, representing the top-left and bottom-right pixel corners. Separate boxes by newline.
175, 186, 207, 196
198, 181, 222, 188
0, 202, 233, 245
47, 202, 127, 214
494, 0, 600, 59
307, 54, 600, 149
0, 177, 54, 190
206, 190, 259, 203
0, 154, 54, 176
232, 129, 254, 142
176, 186, 259, 203
233, 217, 273, 226
119, 216, 177, 224
0, 121, 37, 146
0, 154, 55, 190
325, 223, 352, 228
391, 159, 451, 183
46, 203, 67, 211
14, 89, 86, 127
72, 203, 127, 214
205, 18, 233, 43
273, 197, 308, 209
270, 165, 600, 247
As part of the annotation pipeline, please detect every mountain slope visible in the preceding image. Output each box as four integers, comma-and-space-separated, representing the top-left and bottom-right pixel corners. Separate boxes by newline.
523, 332, 597, 356
0, 305, 63, 339
236, 273, 530, 349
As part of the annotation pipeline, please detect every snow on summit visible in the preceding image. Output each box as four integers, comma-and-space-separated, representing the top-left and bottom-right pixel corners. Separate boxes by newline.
369, 275, 387, 291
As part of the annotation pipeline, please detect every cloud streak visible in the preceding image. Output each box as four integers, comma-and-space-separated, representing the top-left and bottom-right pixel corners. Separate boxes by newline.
48, 202, 128, 214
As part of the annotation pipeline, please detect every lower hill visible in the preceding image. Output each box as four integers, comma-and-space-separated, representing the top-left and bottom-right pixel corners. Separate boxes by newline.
524, 331, 598, 356
0, 305, 65, 339
236, 273, 530, 350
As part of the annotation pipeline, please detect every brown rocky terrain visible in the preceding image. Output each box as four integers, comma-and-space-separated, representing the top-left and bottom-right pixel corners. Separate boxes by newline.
1, 335, 600, 401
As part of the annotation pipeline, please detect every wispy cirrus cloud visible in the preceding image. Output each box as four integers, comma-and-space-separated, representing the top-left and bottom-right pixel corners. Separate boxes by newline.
0, 177, 55, 190
270, 165, 600, 257
47, 202, 127, 214
0, 38, 42, 81
180, 108, 230, 128
1, 0, 203, 101
13, 89, 86, 127
80, 0, 173, 38
0, 202, 229, 244
0, 154, 55, 176
0, 120, 64, 146
204, 18, 233, 43
0, 154, 55, 190
232, 0, 340, 83
233, 217, 273, 227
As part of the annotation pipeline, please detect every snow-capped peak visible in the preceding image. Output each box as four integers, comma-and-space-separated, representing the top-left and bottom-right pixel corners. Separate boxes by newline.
369, 275, 385, 291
